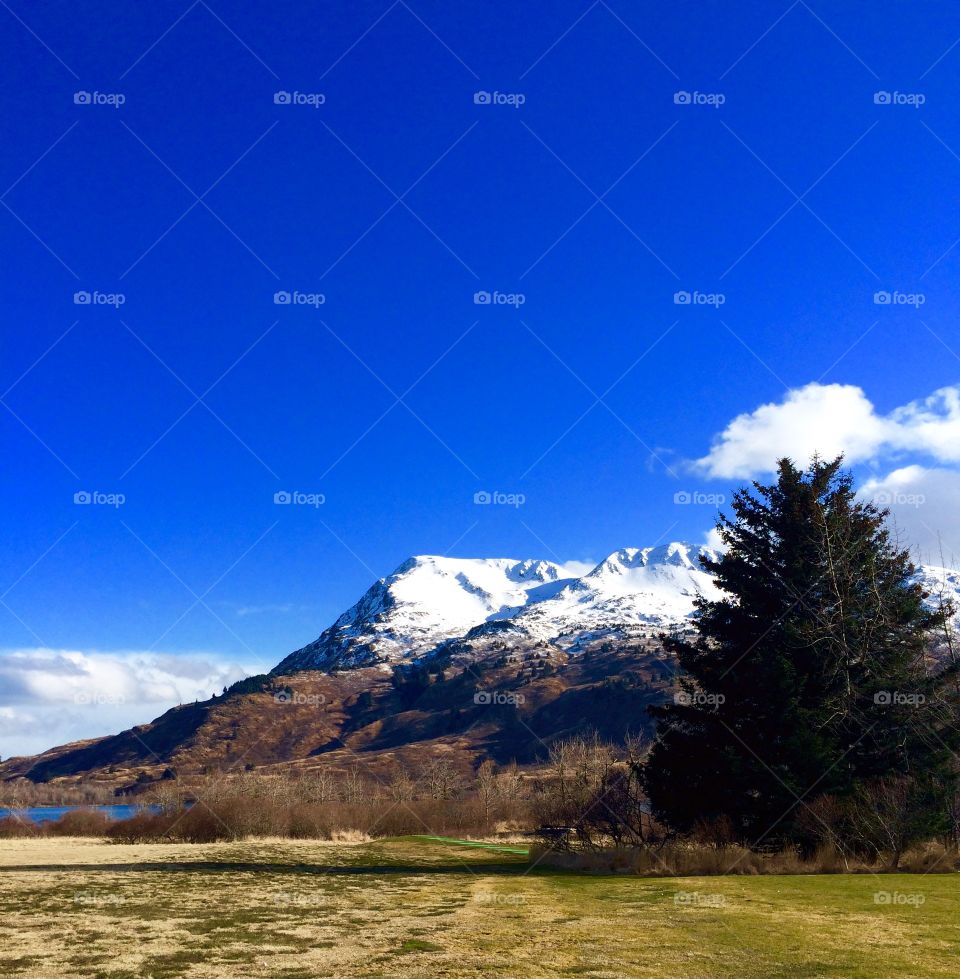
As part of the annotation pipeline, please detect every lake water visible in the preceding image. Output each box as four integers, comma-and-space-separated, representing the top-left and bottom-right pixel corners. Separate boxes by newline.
0, 804, 153, 825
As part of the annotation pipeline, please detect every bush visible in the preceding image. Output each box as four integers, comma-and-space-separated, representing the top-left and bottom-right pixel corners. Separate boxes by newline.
44, 809, 113, 836
0, 815, 37, 838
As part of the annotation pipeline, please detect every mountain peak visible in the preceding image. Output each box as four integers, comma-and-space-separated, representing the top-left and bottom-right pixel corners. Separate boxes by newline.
589, 541, 717, 576
271, 542, 960, 674
272, 544, 722, 674
272, 554, 577, 673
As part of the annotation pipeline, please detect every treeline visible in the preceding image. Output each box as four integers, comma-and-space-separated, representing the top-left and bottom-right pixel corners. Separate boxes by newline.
0, 760, 535, 841
0, 781, 118, 808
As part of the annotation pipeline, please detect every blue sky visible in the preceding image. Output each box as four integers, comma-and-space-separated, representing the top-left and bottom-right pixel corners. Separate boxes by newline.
4, 1, 960, 755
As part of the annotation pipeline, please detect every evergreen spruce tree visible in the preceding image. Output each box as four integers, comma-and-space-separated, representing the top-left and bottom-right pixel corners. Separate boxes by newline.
642, 456, 959, 848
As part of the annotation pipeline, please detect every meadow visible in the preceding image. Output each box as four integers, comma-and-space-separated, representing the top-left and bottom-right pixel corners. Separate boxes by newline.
0, 837, 957, 978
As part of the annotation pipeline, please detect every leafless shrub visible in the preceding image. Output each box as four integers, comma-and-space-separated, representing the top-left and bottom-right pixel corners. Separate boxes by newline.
530, 733, 656, 850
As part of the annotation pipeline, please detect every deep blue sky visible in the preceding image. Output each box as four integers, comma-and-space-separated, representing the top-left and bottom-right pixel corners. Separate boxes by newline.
4, 0, 960, 674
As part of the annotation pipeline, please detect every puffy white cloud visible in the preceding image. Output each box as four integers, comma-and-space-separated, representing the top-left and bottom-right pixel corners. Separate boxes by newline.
690, 381, 960, 563
695, 382, 960, 479
859, 466, 960, 564
0, 649, 267, 760
703, 526, 726, 552
889, 388, 960, 464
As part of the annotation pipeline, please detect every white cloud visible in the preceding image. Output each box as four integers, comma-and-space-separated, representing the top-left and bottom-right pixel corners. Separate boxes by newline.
234, 603, 296, 617
889, 388, 960, 464
559, 560, 600, 578
0, 649, 268, 761
691, 381, 960, 564
860, 466, 960, 563
695, 382, 960, 479
703, 526, 726, 552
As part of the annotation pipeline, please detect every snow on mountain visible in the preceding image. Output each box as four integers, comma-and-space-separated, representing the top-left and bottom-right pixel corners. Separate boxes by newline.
496, 543, 724, 646
272, 555, 582, 673
272, 544, 718, 673
912, 563, 960, 625
273, 543, 960, 674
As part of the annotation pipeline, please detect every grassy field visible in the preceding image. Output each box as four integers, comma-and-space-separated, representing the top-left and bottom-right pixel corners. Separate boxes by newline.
0, 837, 958, 978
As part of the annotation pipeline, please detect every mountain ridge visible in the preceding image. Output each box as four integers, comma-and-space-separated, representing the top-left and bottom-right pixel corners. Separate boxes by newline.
272, 542, 721, 674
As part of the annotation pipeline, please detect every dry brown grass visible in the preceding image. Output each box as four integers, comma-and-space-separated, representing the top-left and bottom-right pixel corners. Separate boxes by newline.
1, 837, 959, 978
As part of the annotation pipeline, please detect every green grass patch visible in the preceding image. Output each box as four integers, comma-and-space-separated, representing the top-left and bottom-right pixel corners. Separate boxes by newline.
395, 939, 443, 954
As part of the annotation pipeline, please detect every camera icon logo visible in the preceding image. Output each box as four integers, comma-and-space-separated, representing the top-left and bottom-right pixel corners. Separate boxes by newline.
873, 291, 891, 304
473, 291, 491, 305
273, 291, 292, 305
73, 291, 92, 305
873, 91, 891, 105
673, 490, 692, 504
874, 691, 892, 705
473, 490, 492, 505
274, 688, 293, 704
274, 490, 292, 504
74, 91, 91, 105
274, 91, 292, 105
473, 91, 491, 105
673, 91, 691, 105
673, 291, 691, 305
74, 491, 92, 504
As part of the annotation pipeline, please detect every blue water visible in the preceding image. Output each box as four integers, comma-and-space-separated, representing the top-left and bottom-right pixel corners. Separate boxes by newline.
0, 804, 153, 825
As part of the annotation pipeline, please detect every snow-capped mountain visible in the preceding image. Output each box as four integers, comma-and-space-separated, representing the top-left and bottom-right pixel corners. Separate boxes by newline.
495, 543, 724, 647
912, 563, 960, 619
273, 555, 585, 673
273, 544, 960, 674
272, 543, 721, 673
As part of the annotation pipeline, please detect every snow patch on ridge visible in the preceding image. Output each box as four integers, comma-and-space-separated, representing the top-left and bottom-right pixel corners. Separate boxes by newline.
272, 545, 718, 672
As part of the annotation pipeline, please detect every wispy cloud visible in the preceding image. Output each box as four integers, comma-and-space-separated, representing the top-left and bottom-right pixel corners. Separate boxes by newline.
0, 648, 268, 760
